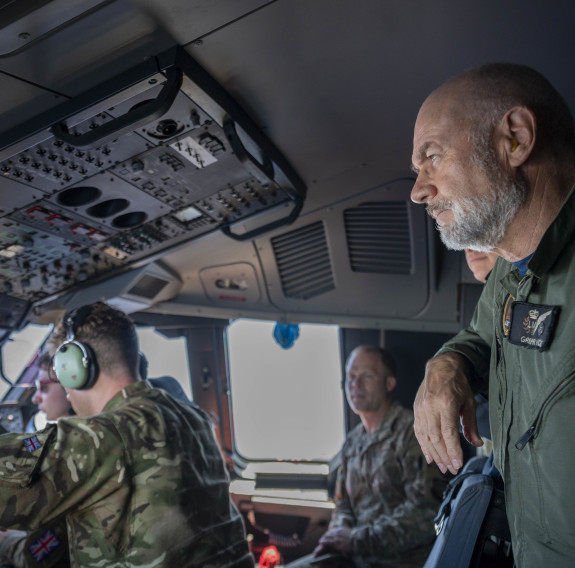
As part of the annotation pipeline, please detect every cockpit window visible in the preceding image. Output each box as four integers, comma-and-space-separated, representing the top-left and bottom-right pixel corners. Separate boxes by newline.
227, 319, 345, 462
1, 324, 53, 397
137, 327, 192, 401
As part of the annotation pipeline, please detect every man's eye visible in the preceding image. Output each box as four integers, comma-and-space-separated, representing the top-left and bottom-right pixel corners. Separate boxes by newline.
427, 153, 439, 164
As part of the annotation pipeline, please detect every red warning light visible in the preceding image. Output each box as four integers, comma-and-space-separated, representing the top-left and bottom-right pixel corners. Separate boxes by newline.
259, 545, 281, 568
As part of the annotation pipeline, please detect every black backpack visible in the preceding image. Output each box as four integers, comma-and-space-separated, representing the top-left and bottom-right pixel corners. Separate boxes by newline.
423, 454, 513, 568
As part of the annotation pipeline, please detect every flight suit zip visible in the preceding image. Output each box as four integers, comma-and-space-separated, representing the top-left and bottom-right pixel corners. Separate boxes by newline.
515, 374, 574, 450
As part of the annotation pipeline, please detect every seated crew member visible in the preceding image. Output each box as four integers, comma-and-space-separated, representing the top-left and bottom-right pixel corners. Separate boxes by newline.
464, 249, 499, 284
31, 350, 74, 421
288, 346, 446, 568
0, 302, 254, 568
0, 361, 212, 567
0, 349, 74, 568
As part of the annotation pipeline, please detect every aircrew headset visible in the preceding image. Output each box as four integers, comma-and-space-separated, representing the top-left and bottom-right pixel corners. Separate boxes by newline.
52, 305, 98, 390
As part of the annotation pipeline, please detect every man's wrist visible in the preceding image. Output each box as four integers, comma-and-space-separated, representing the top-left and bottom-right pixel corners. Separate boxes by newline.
434, 349, 482, 393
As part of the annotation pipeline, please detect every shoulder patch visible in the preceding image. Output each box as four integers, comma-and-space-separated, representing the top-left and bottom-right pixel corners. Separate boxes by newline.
24, 436, 42, 453
500, 293, 515, 338
27, 529, 62, 562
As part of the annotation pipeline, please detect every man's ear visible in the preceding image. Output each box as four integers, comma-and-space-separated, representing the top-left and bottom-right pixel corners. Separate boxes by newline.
386, 375, 397, 393
495, 105, 536, 167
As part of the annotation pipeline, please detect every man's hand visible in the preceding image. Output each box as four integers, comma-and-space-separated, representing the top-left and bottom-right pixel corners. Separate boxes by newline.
413, 352, 483, 475
0, 528, 26, 562
314, 527, 353, 557
0, 529, 26, 546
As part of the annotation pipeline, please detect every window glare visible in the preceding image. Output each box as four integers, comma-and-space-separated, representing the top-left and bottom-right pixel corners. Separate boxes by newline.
137, 328, 192, 400
2, 324, 53, 386
227, 319, 345, 461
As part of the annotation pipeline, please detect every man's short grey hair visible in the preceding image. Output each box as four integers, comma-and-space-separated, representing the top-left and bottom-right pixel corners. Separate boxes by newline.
456, 62, 575, 163
346, 345, 397, 378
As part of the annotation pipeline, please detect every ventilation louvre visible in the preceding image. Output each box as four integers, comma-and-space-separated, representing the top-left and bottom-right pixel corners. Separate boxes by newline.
344, 201, 412, 274
272, 221, 335, 299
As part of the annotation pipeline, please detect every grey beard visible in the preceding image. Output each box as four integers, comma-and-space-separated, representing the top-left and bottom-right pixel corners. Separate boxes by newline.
434, 179, 526, 251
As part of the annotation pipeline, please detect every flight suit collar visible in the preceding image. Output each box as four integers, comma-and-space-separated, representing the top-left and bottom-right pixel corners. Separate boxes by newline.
526, 183, 575, 277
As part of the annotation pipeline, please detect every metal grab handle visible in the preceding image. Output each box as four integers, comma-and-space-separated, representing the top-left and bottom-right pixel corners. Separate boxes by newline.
223, 117, 275, 184
221, 196, 304, 241
221, 117, 303, 240
51, 67, 183, 148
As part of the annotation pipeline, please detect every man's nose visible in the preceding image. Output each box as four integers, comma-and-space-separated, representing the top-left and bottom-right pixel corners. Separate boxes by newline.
410, 174, 437, 204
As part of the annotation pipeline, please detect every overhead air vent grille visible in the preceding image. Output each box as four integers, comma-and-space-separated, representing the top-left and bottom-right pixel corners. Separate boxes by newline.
344, 201, 412, 274
272, 221, 335, 299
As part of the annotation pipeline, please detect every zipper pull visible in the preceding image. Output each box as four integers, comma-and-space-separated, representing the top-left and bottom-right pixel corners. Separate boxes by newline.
515, 424, 536, 450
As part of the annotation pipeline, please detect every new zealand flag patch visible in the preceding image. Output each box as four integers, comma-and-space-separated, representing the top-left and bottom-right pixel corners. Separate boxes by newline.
508, 301, 560, 352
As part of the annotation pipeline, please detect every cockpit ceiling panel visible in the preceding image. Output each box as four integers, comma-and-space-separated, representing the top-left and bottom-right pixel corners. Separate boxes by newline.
0, 46, 305, 317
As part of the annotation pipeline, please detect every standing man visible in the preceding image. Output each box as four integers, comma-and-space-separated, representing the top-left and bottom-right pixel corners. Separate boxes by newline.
0, 302, 254, 568
410, 63, 575, 567
289, 346, 445, 568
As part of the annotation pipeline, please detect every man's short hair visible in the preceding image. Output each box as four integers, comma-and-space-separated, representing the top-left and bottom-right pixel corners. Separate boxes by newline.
52, 302, 140, 377
346, 345, 397, 378
455, 63, 575, 161
36, 350, 52, 370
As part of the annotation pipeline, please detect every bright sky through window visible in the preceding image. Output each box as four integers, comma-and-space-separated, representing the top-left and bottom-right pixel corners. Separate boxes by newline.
137, 327, 192, 400
227, 319, 345, 461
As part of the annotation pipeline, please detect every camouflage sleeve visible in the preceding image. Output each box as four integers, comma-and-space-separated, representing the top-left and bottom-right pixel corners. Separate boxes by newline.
0, 530, 27, 568
22, 523, 71, 568
328, 450, 356, 529
0, 418, 125, 532
349, 420, 446, 558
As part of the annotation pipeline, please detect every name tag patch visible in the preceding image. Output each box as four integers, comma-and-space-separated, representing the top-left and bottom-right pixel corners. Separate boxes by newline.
509, 301, 560, 351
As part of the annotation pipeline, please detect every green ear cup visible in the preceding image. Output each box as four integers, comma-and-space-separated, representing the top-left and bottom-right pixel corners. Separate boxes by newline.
53, 341, 95, 389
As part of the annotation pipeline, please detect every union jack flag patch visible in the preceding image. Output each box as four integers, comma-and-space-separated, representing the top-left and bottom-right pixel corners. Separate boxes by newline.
27, 529, 61, 562
24, 436, 41, 453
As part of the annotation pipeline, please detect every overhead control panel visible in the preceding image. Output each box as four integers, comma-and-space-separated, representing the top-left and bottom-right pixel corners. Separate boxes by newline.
0, 46, 305, 325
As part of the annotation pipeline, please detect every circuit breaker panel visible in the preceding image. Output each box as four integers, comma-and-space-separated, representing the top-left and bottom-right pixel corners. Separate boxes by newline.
0, 46, 305, 324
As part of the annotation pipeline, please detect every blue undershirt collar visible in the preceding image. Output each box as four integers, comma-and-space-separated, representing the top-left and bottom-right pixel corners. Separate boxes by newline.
511, 253, 535, 277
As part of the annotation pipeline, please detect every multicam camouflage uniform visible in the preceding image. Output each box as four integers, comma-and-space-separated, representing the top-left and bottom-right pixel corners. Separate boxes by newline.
0, 381, 254, 568
329, 401, 445, 568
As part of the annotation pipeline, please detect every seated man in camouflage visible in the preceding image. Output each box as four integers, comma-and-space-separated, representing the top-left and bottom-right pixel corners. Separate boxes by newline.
0, 302, 254, 568
0, 348, 73, 568
289, 346, 446, 568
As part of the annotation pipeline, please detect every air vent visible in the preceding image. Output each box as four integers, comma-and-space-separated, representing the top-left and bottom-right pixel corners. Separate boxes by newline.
272, 221, 335, 299
344, 201, 412, 274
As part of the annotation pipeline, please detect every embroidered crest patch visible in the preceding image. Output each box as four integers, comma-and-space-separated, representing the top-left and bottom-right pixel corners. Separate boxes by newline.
508, 301, 560, 352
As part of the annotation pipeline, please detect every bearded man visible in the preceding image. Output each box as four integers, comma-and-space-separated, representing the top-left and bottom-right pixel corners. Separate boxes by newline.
410, 63, 575, 568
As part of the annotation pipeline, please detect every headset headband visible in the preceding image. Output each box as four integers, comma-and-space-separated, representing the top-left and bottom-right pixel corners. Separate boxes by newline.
64, 305, 93, 342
